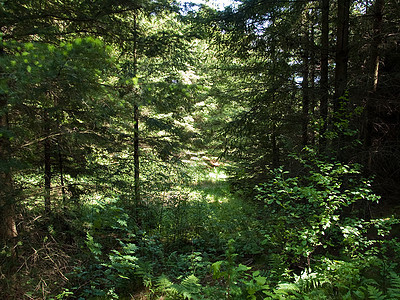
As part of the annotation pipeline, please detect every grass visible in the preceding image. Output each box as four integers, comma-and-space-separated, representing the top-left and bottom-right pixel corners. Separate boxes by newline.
1, 159, 268, 299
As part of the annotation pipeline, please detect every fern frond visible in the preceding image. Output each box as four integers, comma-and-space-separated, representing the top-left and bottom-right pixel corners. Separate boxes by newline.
388, 271, 400, 299
275, 282, 301, 297
156, 274, 174, 291
295, 269, 325, 292
155, 274, 202, 300
173, 274, 202, 299
367, 285, 386, 300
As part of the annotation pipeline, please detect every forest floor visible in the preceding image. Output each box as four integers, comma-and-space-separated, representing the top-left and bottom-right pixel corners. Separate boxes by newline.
2, 157, 400, 299
1, 160, 266, 299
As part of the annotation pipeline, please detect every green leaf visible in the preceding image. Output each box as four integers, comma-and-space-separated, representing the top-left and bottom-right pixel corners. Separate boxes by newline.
255, 276, 267, 286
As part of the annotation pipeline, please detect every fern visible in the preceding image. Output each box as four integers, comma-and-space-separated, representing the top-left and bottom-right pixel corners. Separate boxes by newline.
368, 285, 387, 300
155, 274, 202, 300
156, 274, 174, 291
387, 272, 400, 299
174, 275, 202, 299
274, 282, 301, 298
295, 268, 326, 292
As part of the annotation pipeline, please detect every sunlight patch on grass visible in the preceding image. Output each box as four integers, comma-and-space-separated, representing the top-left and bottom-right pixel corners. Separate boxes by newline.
206, 168, 228, 181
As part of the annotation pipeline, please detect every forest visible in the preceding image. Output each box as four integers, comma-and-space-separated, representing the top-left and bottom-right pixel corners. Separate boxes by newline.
0, 0, 400, 299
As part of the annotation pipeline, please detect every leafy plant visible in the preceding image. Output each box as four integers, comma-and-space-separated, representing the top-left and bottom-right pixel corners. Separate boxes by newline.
255, 147, 381, 263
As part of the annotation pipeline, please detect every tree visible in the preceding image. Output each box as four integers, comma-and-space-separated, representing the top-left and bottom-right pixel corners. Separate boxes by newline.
1, 38, 113, 214
0, 46, 18, 239
199, 0, 314, 184
0, 0, 181, 221
333, 0, 351, 114
319, 0, 330, 151
0, 40, 18, 240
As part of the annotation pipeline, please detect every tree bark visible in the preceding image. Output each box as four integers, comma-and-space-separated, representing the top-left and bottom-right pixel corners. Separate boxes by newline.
0, 46, 17, 240
0, 170, 18, 240
302, 19, 310, 147
44, 110, 52, 214
319, 0, 329, 152
0, 136, 18, 240
369, 0, 384, 94
134, 103, 140, 207
133, 13, 140, 209
271, 122, 279, 169
333, 0, 350, 113
365, 0, 384, 168
310, 22, 316, 146
58, 142, 67, 207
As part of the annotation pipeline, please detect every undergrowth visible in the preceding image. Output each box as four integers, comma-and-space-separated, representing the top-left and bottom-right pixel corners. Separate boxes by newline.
1, 151, 400, 299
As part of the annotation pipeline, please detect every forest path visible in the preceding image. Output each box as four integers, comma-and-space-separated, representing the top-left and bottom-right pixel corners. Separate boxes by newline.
180, 164, 265, 255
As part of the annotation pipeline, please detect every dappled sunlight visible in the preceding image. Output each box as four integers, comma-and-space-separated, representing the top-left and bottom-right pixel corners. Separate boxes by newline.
2, 0, 399, 298
207, 168, 228, 181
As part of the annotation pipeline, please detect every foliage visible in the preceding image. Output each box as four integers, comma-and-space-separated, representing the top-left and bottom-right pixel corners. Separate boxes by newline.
1, 0, 400, 299
70, 201, 140, 298
253, 148, 400, 299
255, 147, 381, 261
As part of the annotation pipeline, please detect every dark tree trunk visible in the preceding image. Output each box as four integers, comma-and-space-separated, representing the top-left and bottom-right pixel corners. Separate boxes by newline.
44, 110, 51, 214
0, 46, 17, 240
271, 122, 279, 169
333, 0, 350, 113
302, 21, 310, 147
364, 0, 384, 168
134, 103, 140, 207
58, 142, 67, 207
369, 0, 384, 94
333, 0, 351, 155
319, 0, 329, 152
310, 22, 316, 146
133, 13, 140, 210
0, 110, 18, 240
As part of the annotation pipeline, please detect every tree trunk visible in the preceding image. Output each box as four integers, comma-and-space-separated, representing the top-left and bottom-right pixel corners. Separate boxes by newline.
0, 46, 17, 240
333, 0, 350, 113
364, 0, 384, 168
133, 13, 140, 210
271, 121, 279, 169
44, 110, 52, 214
319, 0, 329, 152
58, 142, 67, 207
0, 171, 18, 240
333, 0, 351, 155
0, 107, 17, 240
302, 19, 310, 147
0, 138, 18, 240
310, 22, 316, 146
134, 103, 140, 208
369, 0, 384, 94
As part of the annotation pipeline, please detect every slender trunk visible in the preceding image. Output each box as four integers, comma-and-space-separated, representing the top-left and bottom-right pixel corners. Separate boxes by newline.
271, 121, 279, 169
270, 15, 279, 168
302, 20, 310, 147
310, 23, 316, 146
134, 104, 140, 207
44, 110, 51, 214
0, 46, 17, 240
0, 173, 17, 240
333, 0, 351, 155
333, 0, 350, 113
133, 13, 140, 208
370, 0, 383, 94
319, 0, 329, 151
0, 102, 18, 240
365, 0, 384, 167
58, 142, 66, 207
